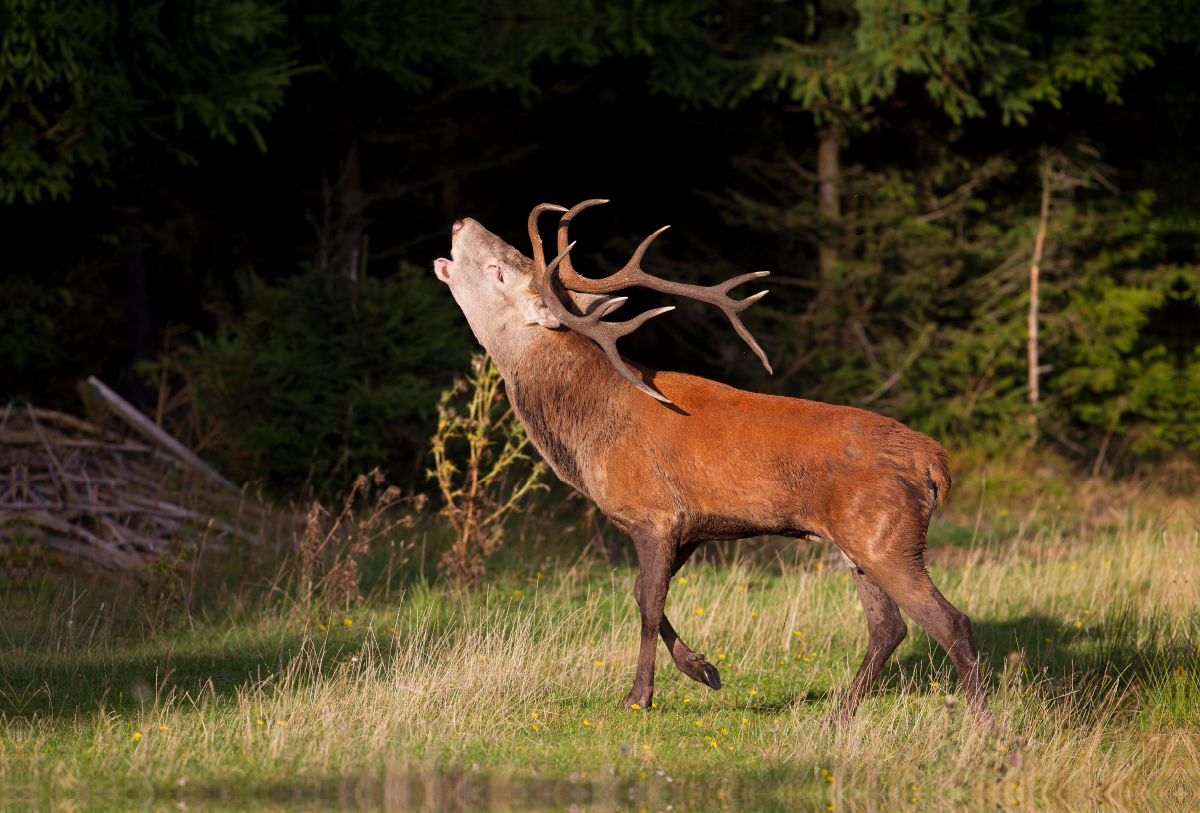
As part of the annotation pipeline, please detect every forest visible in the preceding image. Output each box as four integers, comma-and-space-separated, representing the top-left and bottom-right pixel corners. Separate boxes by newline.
2, 1, 1198, 809
3, 0, 1197, 495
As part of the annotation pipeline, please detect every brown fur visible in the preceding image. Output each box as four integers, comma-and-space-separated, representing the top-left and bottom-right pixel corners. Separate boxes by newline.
433, 217, 992, 728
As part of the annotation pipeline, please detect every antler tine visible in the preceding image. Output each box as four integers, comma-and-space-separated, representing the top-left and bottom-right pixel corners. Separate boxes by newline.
528, 203, 569, 281
556, 199, 615, 291
554, 201, 774, 374
537, 241, 676, 403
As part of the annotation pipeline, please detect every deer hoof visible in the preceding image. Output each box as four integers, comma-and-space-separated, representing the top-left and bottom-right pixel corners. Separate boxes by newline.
698, 661, 721, 690
621, 692, 651, 709
821, 709, 852, 730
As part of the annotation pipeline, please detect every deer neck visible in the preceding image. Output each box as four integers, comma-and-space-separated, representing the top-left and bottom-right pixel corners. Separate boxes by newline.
497, 329, 628, 498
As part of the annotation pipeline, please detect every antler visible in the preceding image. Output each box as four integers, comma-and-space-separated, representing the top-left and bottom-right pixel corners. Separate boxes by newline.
526, 201, 772, 404
530, 204, 675, 402
528, 202, 569, 288
556, 199, 773, 375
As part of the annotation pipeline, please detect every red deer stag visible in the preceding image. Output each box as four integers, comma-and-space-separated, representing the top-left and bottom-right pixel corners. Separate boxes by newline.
432, 201, 993, 728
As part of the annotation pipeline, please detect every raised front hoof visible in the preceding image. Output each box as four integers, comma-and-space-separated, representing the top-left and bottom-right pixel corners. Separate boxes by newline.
680, 653, 721, 689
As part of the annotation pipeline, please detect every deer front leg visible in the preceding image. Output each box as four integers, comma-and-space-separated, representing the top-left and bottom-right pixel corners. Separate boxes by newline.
662, 541, 720, 688
633, 541, 721, 691
623, 533, 672, 709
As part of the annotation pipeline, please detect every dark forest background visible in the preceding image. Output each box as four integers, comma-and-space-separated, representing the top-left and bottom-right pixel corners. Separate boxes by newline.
2, 0, 1198, 499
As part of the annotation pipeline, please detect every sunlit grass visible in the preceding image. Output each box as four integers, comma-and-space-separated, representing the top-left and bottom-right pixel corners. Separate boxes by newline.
2, 502, 1196, 811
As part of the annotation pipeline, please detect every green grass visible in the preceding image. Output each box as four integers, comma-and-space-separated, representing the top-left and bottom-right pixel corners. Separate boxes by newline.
2, 491, 1197, 812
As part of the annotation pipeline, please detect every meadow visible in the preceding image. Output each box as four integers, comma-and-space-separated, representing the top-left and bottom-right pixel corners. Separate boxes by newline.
2, 462, 1197, 812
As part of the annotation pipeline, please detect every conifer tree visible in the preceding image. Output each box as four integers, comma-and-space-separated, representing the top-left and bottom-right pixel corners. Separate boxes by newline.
0, 0, 295, 203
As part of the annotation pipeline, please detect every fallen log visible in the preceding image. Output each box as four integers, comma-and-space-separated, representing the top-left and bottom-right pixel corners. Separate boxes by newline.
83, 376, 238, 492
1, 396, 262, 571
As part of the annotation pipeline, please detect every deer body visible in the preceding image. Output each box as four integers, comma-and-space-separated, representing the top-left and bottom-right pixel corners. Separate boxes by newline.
434, 207, 992, 727
505, 329, 948, 549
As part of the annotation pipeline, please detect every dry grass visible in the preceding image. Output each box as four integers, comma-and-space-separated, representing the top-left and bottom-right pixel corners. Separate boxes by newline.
1, 479, 1197, 811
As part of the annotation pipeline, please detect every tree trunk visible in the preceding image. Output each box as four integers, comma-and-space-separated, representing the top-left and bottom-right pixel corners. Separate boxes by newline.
817, 127, 842, 278
1027, 173, 1051, 443
339, 141, 364, 279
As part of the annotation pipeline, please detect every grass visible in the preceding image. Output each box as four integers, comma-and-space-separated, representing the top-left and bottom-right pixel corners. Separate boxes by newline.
2, 471, 1198, 812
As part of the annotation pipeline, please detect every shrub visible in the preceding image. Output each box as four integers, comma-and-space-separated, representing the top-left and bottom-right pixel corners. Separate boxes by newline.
184, 262, 473, 496
429, 354, 547, 589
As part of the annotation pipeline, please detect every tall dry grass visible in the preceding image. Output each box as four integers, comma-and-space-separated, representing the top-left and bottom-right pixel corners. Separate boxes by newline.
4, 498, 1195, 811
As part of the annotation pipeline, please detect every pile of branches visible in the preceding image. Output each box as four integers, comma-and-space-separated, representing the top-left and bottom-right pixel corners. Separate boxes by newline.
0, 401, 257, 571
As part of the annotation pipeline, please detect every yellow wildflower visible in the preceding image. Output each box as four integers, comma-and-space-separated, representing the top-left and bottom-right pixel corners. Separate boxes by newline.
132, 732, 142, 741
343, 618, 353, 627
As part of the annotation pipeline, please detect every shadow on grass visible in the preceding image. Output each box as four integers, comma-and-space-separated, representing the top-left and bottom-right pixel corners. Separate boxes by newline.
883, 607, 1198, 724
0, 573, 386, 722
0, 630, 340, 721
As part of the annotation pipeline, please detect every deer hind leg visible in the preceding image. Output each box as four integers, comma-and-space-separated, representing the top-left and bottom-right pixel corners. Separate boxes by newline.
623, 533, 673, 709
825, 566, 907, 726
864, 554, 995, 730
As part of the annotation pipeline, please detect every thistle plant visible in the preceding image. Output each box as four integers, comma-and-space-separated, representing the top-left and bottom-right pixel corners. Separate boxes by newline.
429, 354, 546, 589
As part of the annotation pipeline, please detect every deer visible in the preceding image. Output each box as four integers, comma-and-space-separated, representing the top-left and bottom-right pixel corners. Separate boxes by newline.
432, 200, 994, 729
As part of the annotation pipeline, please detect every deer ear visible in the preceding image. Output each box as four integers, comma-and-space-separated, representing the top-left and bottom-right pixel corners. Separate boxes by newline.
523, 296, 562, 329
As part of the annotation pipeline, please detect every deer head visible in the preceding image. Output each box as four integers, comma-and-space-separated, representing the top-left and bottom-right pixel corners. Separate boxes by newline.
434, 201, 772, 403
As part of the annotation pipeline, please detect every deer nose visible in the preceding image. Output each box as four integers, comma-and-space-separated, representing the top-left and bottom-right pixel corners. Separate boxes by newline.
452, 220, 464, 233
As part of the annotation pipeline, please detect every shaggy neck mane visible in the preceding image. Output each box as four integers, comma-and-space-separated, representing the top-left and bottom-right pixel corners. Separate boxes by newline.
493, 329, 629, 497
